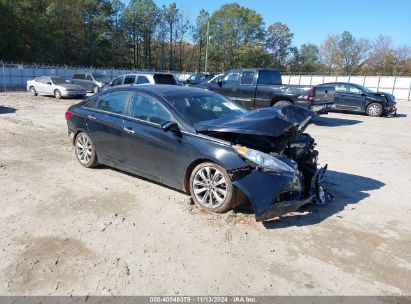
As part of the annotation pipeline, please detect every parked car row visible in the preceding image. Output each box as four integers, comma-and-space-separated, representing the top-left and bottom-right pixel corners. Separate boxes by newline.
26, 69, 397, 117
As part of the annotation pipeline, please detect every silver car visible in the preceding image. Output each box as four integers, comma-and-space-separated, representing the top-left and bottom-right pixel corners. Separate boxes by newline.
71, 73, 110, 93
27, 76, 87, 99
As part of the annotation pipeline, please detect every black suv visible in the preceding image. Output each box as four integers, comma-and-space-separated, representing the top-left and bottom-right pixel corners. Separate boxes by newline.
322, 82, 397, 117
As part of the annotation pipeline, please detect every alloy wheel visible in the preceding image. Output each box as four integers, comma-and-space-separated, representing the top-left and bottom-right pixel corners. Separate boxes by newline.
76, 134, 92, 164
192, 166, 228, 209
368, 104, 381, 116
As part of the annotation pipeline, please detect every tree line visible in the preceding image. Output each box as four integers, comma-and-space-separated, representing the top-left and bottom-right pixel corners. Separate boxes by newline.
1, 0, 410, 75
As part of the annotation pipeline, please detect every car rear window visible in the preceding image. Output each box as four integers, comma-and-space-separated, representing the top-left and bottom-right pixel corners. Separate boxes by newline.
89, 92, 129, 114
153, 74, 177, 85
137, 76, 150, 84
124, 75, 136, 85
258, 70, 282, 85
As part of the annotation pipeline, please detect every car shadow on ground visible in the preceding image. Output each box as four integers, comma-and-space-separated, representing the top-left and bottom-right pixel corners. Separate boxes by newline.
0, 106, 17, 114
312, 116, 363, 127
259, 170, 385, 229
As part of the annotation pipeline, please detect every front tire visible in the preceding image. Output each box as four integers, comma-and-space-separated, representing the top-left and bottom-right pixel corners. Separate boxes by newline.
366, 103, 383, 117
30, 86, 37, 96
54, 89, 62, 99
189, 162, 234, 213
274, 100, 292, 107
74, 132, 98, 168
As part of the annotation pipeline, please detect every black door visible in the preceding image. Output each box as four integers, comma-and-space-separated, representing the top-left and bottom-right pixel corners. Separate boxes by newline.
335, 84, 366, 110
235, 70, 256, 109
85, 91, 130, 163
121, 92, 186, 186
212, 71, 240, 101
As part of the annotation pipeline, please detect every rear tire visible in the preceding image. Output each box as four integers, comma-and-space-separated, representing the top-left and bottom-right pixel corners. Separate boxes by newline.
54, 89, 62, 99
366, 103, 383, 117
189, 162, 234, 213
274, 100, 292, 107
74, 132, 98, 168
30, 86, 37, 96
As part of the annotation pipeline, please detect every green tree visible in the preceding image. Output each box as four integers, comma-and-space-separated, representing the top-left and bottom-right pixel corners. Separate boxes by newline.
265, 22, 294, 69
162, 3, 179, 70
337, 31, 370, 73
193, 9, 209, 72
208, 3, 264, 70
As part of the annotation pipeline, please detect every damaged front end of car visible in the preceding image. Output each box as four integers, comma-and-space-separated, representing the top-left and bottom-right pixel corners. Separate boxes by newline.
196, 105, 332, 221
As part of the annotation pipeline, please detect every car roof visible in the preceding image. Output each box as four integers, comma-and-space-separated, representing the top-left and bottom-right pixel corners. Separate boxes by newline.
102, 84, 211, 98
117, 72, 173, 76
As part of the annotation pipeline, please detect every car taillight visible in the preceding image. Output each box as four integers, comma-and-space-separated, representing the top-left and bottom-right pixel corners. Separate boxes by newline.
309, 87, 315, 99
65, 111, 73, 120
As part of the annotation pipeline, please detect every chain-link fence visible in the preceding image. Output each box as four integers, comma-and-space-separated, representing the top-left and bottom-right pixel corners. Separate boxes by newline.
0, 61, 192, 92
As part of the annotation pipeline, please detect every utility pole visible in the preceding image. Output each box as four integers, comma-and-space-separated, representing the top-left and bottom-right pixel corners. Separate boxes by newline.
204, 20, 210, 73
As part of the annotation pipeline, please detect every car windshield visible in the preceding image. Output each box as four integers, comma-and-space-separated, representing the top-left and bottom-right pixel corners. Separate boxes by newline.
92, 74, 109, 82
166, 93, 247, 126
353, 84, 374, 94
50, 77, 69, 84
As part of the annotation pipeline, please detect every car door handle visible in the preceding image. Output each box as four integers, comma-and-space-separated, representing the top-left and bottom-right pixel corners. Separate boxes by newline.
123, 127, 135, 134
87, 115, 96, 120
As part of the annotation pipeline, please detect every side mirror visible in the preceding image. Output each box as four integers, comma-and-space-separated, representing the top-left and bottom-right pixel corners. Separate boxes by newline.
161, 121, 179, 132
47, 82, 52, 85
217, 78, 223, 87
360, 92, 366, 96
186, 79, 190, 83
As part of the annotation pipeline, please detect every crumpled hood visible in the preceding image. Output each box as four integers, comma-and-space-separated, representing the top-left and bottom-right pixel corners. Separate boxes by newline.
375, 91, 396, 103
195, 105, 315, 138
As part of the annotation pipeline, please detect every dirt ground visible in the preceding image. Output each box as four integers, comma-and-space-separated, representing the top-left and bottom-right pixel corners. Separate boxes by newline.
0, 92, 410, 296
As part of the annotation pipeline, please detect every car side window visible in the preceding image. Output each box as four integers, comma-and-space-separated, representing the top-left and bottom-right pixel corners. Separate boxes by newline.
124, 75, 136, 85
335, 84, 348, 93
111, 76, 123, 86
348, 85, 362, 94
36, 77, 47, 84
241, 71, 254, 85
95, 92, 129, 114
129, 93, 171, 125
223, 72, 240, 85
73, 74, 84, 80
137, 76, 150, 84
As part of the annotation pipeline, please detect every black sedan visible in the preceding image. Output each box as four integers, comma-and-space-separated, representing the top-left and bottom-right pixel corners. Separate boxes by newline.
322, 82, 397, 117
65, 85, 329, 221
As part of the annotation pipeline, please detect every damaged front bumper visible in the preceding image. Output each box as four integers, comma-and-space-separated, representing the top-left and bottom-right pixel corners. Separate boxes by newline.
232, 165, 331, 222
385, 104, 397, 116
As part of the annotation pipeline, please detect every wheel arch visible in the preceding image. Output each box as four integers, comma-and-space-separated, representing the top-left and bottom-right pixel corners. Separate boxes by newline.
270, 96, 293, 106
71, 128, 89, 145
183, 158, 222, 193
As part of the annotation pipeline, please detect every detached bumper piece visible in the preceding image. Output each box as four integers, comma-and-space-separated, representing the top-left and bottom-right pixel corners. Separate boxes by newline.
386, 106, 397, 117
235, 165, 332, 222
254, 195, 315, 222
311, 103, 335, 114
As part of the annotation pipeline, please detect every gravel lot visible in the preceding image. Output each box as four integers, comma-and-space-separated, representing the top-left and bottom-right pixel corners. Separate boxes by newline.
0, 92, 410, 296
